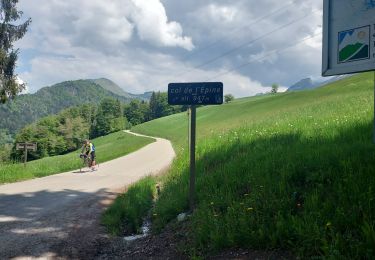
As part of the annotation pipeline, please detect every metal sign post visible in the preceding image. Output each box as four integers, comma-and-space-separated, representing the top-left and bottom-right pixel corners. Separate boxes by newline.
24, 145, 28, 167
187, 108, 190, 152
189, 105, 196, 210
16, 143, 37, 166
168, 82, 223, 211
374, 72, 375, 144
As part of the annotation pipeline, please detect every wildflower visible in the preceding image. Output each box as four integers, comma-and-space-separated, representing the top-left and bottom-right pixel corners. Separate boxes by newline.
214, 214, 219, 217
326, 222, 332, 229
247, 207, 254, 211
240, 202, 244, 205
244, 193, 249, 196
210, 202, 214, 205
153, 213, 158, 216
297, 203, 301, 207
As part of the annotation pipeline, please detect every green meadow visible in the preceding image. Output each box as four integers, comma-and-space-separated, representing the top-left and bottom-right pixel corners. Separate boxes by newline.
0, 131, 154, 184
130, 72, 375, 258
102, 176, 156, 236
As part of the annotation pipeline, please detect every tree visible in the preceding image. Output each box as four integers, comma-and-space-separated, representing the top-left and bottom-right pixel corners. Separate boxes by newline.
224, 94, 235, 103
149, 91, 179, 120
124, 100, 145, 126
271, 83, 279, 94
91, 98, 125, 137
0, 0, 31, 103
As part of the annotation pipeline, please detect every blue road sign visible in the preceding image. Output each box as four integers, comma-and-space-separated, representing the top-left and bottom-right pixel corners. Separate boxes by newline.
168, 82, 223, 105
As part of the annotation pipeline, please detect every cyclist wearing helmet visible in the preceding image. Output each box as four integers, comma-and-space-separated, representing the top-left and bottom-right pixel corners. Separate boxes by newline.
81, 139, 96, 171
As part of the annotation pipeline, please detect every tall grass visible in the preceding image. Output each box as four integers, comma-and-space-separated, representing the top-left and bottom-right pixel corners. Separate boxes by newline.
133, 72, 375, 258
102, 176, 156, 235
0, 131, 154, 184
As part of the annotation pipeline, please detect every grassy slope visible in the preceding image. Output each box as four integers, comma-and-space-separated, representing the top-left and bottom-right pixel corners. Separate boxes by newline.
0, 131, 154, 184
102, 176, 156, 236
132, 72, 375, 258
134, 73, 372, 148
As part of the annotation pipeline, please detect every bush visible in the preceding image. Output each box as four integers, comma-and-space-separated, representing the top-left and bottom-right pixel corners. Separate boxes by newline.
224, 94, 235, 103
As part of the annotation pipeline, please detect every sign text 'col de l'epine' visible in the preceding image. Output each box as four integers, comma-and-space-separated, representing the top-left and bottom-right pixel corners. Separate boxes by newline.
168, 82, 223, 105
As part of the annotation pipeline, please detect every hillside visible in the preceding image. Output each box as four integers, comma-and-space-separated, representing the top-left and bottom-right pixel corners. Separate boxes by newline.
90, 78, 152, 101
0, 79, 138, 139
287, 78, 315, 91
288, 75, 352, 92
134, 73, 368, 148
89, 78, 132, 98
131, 72, 375, 258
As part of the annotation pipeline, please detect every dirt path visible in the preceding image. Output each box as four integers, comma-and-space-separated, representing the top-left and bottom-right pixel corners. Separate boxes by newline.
0, 131, 175, 259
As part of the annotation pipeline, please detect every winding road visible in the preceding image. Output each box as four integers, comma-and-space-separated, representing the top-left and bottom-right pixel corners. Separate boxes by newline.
0, 132, 175, 259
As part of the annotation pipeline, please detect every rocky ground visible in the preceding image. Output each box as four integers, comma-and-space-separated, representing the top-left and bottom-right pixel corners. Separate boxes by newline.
70, 214, 294, 260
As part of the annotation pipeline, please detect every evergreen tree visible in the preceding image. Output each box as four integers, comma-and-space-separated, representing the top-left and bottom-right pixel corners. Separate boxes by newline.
0, 0, 31, 103
139, 100, 151, 122
149, 91, 175, 120
91, 98, 125, 137
124, 100, 145, 126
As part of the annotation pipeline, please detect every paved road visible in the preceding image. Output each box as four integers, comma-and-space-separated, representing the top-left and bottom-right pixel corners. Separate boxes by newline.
0, 131, 175, 259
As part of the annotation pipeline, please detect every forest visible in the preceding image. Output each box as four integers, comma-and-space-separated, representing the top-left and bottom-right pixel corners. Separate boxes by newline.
0, 79, 140, 144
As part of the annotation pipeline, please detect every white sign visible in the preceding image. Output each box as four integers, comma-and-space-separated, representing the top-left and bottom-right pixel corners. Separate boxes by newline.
16, 143, 37, 152
322, 0, 375, 76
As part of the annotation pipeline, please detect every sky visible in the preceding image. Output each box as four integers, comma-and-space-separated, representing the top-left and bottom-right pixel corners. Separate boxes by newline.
15, 0, 323, 97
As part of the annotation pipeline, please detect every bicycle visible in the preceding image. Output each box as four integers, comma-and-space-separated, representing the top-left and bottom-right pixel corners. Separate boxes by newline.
79, 153, 92, 172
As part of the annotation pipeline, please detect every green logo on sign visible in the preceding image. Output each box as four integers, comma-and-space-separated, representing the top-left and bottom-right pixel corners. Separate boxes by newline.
338, 25, 370, 63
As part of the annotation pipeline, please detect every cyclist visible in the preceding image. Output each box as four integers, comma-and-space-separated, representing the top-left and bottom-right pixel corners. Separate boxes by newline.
81, 139, 96, 171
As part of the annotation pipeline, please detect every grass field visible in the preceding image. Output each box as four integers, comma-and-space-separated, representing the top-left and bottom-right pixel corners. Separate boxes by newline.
102, 176, 156, 236
0, 131, 154, 184
131, 72, 375, 258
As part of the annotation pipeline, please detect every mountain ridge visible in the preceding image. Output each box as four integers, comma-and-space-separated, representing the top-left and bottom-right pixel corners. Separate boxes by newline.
287, 75, 353, 92
0, 79, 150, 140
89, 78, 152, 101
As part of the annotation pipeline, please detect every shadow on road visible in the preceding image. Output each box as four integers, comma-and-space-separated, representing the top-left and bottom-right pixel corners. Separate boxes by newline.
0, 188, 119, 259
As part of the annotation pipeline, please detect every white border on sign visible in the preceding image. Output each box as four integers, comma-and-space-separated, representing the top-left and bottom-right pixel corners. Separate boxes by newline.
322, 0, 375, 76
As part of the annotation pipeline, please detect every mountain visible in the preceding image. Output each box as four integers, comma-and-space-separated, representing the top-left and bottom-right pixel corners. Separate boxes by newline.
89, 78, 132, 98
287, 75, 353, 92
0, 79, 143, 138
318, 75, 353, 87
90, 78, 152, 101
287, 78, 316, 92
137, 91, 153, 100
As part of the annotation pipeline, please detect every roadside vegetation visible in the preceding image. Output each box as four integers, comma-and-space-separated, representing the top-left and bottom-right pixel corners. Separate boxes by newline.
0, 131, 153, 184
102, 176, 156, 235
0, 92, 185, 163
128, 72, 375, 258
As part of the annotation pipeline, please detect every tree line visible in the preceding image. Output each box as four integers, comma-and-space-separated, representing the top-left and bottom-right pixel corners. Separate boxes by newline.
1, 92, 184, 162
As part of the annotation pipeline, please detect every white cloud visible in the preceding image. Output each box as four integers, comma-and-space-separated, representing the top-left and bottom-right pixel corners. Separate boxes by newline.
18, 0, 193, 53
129, 0, 194, 50
248, 47, 279, 64
16, 77, 28, 94
15, 0, 326, 97
207, 4, 238, 23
